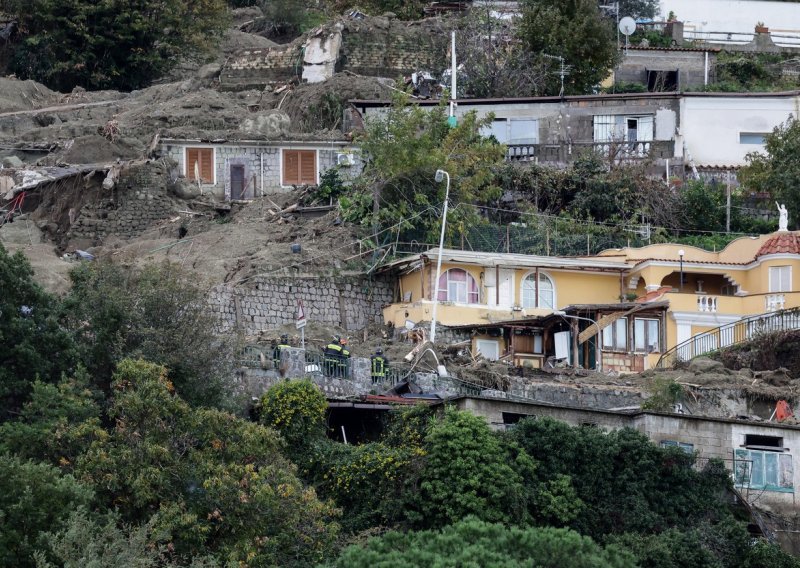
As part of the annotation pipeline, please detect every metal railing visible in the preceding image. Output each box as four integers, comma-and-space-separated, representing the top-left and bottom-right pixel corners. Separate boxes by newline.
655, 307, 800, 369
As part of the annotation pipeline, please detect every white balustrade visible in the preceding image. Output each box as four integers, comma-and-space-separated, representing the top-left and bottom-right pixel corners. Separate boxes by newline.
697, 295, 718, 312
765, 294, 786, 311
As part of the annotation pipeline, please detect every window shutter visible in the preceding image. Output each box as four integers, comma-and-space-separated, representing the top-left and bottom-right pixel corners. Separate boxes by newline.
299, 150, 316, 185
283, 150, 300, 185
187, 148, 200, 180
199, 149, 213, 183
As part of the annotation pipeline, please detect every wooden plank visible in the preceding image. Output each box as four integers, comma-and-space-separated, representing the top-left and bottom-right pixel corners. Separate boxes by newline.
283, 150, 299, 185
299, 150, 316, 184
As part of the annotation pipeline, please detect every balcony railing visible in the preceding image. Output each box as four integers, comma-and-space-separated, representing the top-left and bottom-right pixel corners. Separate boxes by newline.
766, 294, 786, 311
510, 140, 675, 165
656, 308, 800, 368
697, 295, 718, 313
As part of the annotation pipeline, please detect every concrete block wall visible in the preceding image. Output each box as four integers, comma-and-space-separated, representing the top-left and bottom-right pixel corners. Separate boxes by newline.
616, 50, 716, 89
209, 274, 395, 335
221, 46, 304, 87
69, 162, 176, 243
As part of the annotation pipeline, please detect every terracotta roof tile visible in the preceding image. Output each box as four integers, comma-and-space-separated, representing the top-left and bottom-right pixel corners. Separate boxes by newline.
757, 232, 800, 257
636, 286, 672, 303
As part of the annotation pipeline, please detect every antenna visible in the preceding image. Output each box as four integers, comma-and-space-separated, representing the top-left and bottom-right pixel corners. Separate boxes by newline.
542, 53, 572, 97
618, 16, 636, 54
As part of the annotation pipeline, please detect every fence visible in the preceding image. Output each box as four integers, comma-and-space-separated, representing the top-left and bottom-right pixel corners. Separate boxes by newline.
656, 308, 800, 368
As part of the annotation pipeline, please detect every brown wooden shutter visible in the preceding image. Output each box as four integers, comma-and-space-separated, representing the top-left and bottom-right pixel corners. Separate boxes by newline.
283, 150, 300, 185
299, 150, 316, 185
199, 148, 213, 183
187, 148, 214, 183
187, 148, 200, 181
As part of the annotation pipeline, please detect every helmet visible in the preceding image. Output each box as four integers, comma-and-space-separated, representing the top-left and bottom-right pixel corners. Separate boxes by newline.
280, 334, 288, 343
376, 347, 383, 355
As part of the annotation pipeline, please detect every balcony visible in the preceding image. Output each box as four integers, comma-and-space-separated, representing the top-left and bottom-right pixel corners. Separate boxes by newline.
697, 295, 718, 313
766, 294, 786, 311
511, 140, 676, 165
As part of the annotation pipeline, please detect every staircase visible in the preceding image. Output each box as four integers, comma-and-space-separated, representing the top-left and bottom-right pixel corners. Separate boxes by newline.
655, 308, 800, 369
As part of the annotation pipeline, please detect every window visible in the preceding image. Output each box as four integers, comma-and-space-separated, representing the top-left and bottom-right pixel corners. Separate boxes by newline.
745, 434, 783, 449
186, 148, 214, 183
739, 132, 768, 145
502, 412, 534, 426
661, 440, 694, 453
282, 149, 317, 185
602, 317, 628, 351
720, 284, 737, 296
475, 339, 500, 361
481, 118, 539, 145
734, 448, 794, 493
769, 266, 792, 293
437, 269, 479, 303
533, 333, 543, 354
521, 272, 555, 309
593, 115, 653, 142
634, 318, 660, 353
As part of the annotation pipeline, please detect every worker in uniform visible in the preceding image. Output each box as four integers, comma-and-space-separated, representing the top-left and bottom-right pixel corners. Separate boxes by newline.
370, 347, 388, 385
338, 337, 351, 379
323, 337, 343, 377
273, 334, 290, 368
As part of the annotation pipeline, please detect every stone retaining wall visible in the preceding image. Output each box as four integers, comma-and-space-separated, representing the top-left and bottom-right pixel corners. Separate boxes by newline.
210, 274, 395, 335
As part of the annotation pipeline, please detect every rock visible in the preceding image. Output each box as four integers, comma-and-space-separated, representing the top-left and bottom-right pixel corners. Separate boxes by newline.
196, 63, 222, 80
2, 155, 23, 168
737, 367, 753, 378
239, 110, 291, 137
170, 179, 201, 200
757, 368, 793, 387
688, 357, 725, 374
0, 175, 14, 193
373, 16, 390, 29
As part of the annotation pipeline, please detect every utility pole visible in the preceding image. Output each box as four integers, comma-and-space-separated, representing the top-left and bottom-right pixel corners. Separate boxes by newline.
726, 171, 732, 234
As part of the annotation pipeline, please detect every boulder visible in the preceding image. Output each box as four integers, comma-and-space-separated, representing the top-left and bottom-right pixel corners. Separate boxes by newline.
2, 155, 23, 168
239, 110, 291, 138
688, 357, 725, 374
170, 178, 202, 200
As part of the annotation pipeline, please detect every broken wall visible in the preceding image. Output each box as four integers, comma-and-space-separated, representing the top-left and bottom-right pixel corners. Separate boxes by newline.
220, 16, 448, 90
209, 274, 395, 335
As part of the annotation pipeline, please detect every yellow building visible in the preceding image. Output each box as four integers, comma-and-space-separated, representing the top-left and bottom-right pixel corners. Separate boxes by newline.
381, 230, 800, 373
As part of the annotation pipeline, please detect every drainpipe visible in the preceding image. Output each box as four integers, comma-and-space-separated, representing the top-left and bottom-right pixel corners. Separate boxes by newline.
260, 153, 264, 197
704, 51, 709, 86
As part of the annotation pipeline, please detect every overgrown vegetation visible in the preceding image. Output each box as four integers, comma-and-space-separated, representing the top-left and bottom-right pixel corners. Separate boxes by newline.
2, 0, 229, 91
698, 52, 800, 93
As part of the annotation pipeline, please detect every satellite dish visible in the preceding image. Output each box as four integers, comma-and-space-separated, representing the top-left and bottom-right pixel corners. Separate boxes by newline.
619, 17, 636, 36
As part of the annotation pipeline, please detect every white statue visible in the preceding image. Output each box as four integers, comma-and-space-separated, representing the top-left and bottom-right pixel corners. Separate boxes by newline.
777, 202, 789, 232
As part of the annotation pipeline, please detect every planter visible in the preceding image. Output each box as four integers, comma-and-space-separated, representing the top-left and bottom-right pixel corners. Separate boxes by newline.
755, 25, 769, 33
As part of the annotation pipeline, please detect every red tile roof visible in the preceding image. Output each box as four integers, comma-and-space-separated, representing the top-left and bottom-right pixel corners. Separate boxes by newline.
756, 232, 800, 257
636, 286, 672, 303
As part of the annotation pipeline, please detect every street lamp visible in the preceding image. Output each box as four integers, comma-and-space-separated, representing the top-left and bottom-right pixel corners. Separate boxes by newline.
678, 249, 685, 291
554, 310, 603, 372
429, 169, 451, 346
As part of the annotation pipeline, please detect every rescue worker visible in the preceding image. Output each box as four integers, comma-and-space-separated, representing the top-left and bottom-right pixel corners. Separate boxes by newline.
338, 337, 351, 379
370, 347, 388, 385
273, 334, 290, 368
323, 337, 344, 377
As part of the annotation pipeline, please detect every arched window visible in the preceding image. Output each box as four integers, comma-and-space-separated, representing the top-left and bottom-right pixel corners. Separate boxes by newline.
437, 268, 479, 303
521, 272, 555, 309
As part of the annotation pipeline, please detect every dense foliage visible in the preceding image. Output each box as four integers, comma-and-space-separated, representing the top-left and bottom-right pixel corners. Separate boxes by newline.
740, 118, 800, 230
518, 0, 620, 95
2, 0, 228, 91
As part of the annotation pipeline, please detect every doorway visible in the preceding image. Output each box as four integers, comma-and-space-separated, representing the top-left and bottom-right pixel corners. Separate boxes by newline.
230, 165, 246, 200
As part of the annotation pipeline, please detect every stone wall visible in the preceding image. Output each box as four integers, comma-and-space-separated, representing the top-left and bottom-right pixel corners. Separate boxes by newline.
68, 162, 177, 245
210, 274, 395, 335
220, 16, 448, 89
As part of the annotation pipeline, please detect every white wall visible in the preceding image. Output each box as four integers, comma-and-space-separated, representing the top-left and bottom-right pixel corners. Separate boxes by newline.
680, 95, 800, 166
658, 0, 800, 37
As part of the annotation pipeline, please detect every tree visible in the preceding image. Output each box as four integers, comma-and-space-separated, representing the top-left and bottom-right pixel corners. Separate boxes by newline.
259, 379, 328, 448
509, 418, 732, 539
518, 0, 620, 95
0, 455, 94, 568
61, 262, 237, 408
76, 359, 339, 566
0, 371, 104, 471
454, 6, 552, 98
3, 0, 228, 91
351, 95, 506, 243
329, 517, 636, 568
739, 118, 800, 229
0, 244, 75, 420
404, 408, 535, 528
36, 509, 220, 568
618, 0, 659, 20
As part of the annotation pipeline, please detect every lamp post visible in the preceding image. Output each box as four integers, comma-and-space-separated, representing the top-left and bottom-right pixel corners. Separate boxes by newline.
678, 249, 685, 291
429, 169, 451, 346
554, 310, 603, 372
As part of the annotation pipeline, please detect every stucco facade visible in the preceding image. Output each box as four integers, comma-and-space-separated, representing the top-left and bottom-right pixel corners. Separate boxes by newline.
383, 230, 800, 371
